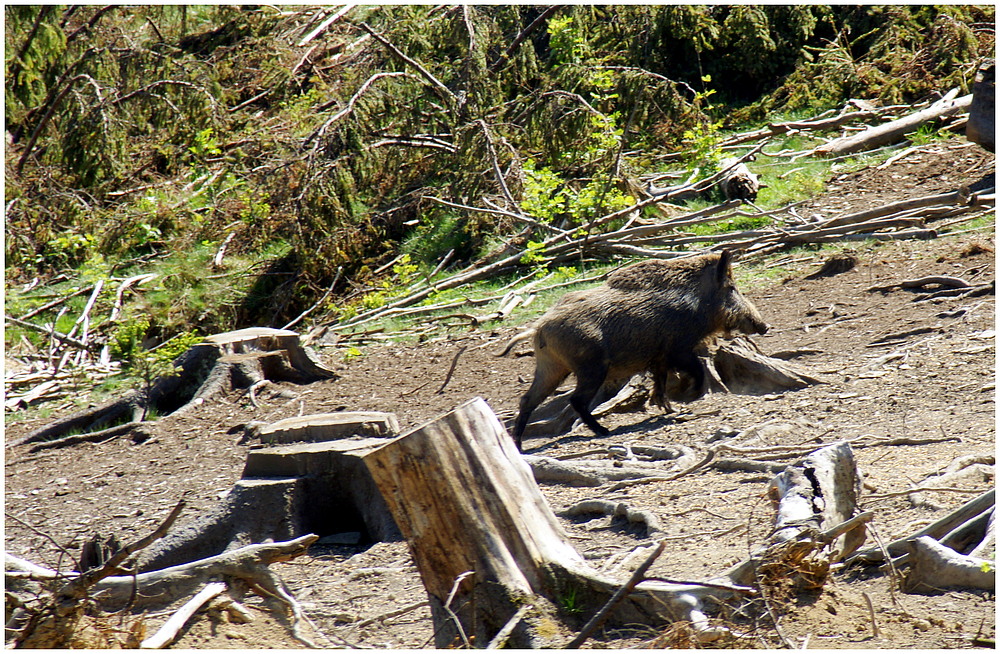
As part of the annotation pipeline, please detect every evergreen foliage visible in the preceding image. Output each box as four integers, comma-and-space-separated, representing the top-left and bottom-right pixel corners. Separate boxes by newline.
5, 5, 994, 344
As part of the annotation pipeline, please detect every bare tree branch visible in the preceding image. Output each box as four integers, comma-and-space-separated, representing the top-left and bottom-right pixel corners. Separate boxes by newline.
359, 22, 459, 106
490, 6, 565, 73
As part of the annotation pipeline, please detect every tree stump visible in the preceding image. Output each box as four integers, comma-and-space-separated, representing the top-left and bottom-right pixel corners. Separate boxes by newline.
140, 437, 399, 572
254, 411, 400, 444
363, 398, 750, 647
12, 327, 336, 447
967, 59, 995, 152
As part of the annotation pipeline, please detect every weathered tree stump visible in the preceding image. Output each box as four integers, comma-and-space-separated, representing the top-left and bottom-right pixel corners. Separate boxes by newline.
253, 411, 399, 444
705, 336, 825, 394
363, 398, 752, 648
967, 59, 995, 152
11, 327, 336, 447
139, 437, 399, 571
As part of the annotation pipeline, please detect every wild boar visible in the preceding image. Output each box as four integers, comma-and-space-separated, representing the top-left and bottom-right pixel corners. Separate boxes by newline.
505, 251, 767, 450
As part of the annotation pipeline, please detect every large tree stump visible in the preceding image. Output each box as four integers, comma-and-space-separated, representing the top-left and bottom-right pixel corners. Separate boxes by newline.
254, 411, 399, 444
139, 437, 399, 571
363, 398, 750, 648
11, 327, 336, 447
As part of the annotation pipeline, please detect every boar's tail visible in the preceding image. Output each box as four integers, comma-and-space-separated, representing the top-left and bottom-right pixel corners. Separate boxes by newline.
495, 328, 535, 357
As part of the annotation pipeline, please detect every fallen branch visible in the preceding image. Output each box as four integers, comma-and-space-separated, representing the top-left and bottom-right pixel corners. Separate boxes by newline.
139, 581, 227, 649
564, 540, 666, 649
5, 315, 92, 351
814, 90, 973, 156
359, 22, 458, 105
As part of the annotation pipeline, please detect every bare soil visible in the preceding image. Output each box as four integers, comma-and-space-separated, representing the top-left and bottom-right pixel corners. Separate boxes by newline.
4, 138, 995, 649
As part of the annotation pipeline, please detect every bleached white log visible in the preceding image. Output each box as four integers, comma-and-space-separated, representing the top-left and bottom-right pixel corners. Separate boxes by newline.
903, 536, 995, 593
767, 441, 866, 560
140, 582, 227, 649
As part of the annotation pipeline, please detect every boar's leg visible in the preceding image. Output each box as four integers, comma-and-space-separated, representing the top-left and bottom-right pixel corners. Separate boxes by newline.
514, 358, 571, 450
568, 361, 612, 438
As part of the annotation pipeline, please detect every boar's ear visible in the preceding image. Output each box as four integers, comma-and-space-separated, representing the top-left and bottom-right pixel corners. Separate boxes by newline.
717, 249, 732, 282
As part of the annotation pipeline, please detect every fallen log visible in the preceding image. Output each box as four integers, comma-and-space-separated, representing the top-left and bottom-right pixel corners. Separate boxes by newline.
814, 89, 974, 157
363, 398, 755, 647
847, 489, 995, 564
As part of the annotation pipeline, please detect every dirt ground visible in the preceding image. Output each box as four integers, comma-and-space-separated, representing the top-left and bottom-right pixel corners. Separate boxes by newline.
4, 138, 995, 649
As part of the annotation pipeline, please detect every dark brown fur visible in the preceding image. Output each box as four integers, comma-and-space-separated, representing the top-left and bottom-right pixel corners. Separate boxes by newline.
509, 251, 767, 449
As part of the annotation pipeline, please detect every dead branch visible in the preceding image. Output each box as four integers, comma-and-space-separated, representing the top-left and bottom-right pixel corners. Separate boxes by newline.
139, 581, 226, 649
304, 71, 412, 148
564, 540, 666, 649
296, 4, 355, 46
18, 285, 93, 321
352, 600, 431, 630
814, 90, 973, 156
5, 315, 92, 351
477, 119, 517, 207
359, 22, 458, 105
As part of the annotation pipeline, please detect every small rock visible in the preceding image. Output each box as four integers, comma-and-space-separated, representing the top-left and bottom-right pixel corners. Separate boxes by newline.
913, 618, 932, 632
